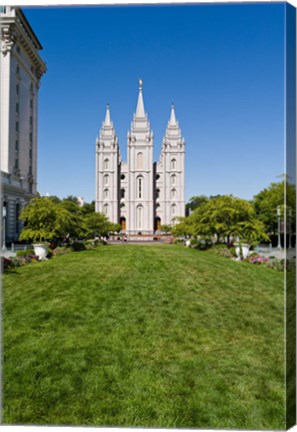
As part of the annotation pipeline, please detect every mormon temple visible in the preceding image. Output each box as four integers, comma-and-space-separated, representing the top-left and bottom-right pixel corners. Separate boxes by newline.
95, 80, 185, 236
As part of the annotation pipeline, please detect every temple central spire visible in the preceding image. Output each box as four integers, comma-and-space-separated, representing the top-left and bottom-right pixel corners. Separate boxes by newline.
135, 78, 145, 118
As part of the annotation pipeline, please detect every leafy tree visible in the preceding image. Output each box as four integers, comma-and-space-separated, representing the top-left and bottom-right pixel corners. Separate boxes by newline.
253, 179, 296, 234
235, 220, 270, 246
171, 218, 194, 237
186, 195, 208, 213
83, 213, 110, 238
108, 222, 122, 233
190, 195, 255, 244
47, 195, 61, 204
19, 197, 81, 243
160, 224, 172, 234
81, 201, 95, 215
63, 195, 79, 204
60, 199, 81, 215
174, 195, 268, 246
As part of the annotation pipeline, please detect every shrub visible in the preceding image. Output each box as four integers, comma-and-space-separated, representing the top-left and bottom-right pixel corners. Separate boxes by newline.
71, 242, 86, 252
47, 250, 53, 259
263, 258, 284, 271
16, 248, 35, 257
281, 259, 289, 270
26, 249, 35, 255
9, 257, 22, 268
209, 246, 233, 258
194, 238, 212, 250
52, 246, 71, 257
229, 247, 237, 257
248, 255, 269, 265
174, 239, 184, 244
214, 243, 227, 249
288, 257, 296, 272
2, 257, 13, 272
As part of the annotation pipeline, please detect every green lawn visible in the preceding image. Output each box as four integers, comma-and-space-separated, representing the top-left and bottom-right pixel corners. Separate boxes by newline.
3, 244, 285, 428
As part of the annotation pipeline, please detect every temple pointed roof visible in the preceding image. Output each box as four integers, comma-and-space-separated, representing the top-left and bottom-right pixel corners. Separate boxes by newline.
98, 103, 119, 148
135, 79, 145, 118
161, 103, 185, 149
129, 79, 152, 139
104, 103, 111, 126
169, 103, 177, 126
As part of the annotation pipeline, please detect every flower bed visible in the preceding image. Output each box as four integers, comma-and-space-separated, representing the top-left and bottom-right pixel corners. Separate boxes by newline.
2, 239, 108, 273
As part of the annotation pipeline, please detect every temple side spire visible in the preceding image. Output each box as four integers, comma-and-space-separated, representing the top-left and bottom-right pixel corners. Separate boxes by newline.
169, 102, 177, 126
162, 102, 184, 148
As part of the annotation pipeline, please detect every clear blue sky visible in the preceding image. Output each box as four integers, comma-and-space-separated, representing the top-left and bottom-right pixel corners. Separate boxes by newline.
24, 2, 285, 203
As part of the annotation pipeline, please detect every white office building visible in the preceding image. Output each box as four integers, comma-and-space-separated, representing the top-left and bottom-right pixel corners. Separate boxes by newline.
0, 6, 46, 244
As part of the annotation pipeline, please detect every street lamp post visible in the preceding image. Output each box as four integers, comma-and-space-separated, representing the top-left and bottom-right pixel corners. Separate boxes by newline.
277, 206, 282, 249
2, 205, 7, 251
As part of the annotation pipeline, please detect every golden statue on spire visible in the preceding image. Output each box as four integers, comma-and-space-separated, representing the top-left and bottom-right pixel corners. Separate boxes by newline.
139, 78, 143, 91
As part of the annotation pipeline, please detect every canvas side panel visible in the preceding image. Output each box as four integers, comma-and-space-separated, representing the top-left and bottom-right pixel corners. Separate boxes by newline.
285, 3, 296, 429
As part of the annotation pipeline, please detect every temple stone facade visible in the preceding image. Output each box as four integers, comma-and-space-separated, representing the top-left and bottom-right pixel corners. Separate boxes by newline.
0, 6, 46, 244
96, 81, 185, 236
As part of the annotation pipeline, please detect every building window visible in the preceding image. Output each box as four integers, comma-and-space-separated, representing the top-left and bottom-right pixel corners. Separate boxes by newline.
30, 83, 33, 92
14, 158, 19, 169
103, 204, 108, 215
121, 174, 125, 180
104, 174, 109, 185
30, 116, 33, 126
120, 203, 125, 208
104, 159, 109, 170
156, 174, 160, 180
104, 188, 109, 199
30, 99, 33, 109
29, 148, 32, 159
29, 165, 32, 175
29, 182, 33, 194
156, 188, 160, 199
16, 64, 20, 74
171, 159, 177, 170
171, 204, 176, 215
137, 176, 143, 199
137, 152, 143, 169
136, 205, 143, 229
171, 189, 176, 199
171, 174, 176, 185
16, 103, 19, 113
16, 121, 19, 132
30, 132, 33, 143
16, 45, 20, 54
121, 189, 125, 199
15, 140, 19, 150
16, 84, 19, 95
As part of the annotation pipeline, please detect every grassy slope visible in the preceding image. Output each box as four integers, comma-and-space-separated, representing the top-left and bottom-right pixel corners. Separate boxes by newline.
3, 245, 284, 428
